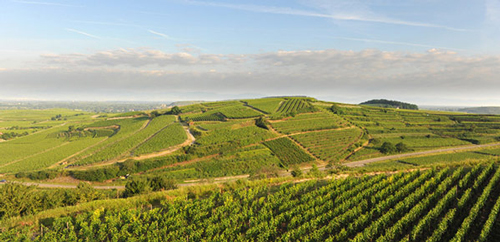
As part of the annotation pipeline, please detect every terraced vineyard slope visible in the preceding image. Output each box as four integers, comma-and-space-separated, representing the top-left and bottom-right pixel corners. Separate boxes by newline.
4, 165, 500, 241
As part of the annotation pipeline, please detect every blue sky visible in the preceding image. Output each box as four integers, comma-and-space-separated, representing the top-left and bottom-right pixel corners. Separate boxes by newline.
1, 0, 500, 105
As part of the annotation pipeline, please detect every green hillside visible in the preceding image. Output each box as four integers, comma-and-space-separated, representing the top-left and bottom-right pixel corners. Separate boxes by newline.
1, 96, 500, 240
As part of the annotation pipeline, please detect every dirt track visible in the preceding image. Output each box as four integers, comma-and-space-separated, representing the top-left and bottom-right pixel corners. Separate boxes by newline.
343, 142, 500, 167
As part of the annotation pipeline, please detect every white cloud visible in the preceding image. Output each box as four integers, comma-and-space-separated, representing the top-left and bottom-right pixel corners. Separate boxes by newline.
40, 48, 238, 67
148, 30, 171, 39
3, 47, 500, 105
65, 28, 101, 39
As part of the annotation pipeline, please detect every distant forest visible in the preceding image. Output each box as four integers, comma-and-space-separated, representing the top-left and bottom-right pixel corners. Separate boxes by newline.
360, 99, 419, 110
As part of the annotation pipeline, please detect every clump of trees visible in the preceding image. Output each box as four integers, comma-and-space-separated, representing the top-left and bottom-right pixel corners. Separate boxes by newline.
15, 170, 61, 180
330, 104, 344, 115
123, 176, 177, 197
360, 99, 418, 110
380, 141, 411, 154
1, 131, 29, 140
165, 106, 181, 115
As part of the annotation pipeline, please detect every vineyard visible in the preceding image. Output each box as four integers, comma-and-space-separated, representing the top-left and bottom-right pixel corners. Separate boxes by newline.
145, 145, 283, 179
72, 115, 177, 165
276, 98, 312, 114
217, 105, 263, 119
4, 165, 500, 241
270, 112, 349, 134
2, 98, 500, 241
132, 122, 187, 155
291, 128, 364, 163
243, 98, 283, 114
264, 137, 315, 166
181, 110, 226, 122
362, 147, 500, 171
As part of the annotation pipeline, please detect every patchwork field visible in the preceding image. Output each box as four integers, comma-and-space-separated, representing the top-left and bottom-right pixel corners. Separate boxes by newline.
2, 97, 500, 241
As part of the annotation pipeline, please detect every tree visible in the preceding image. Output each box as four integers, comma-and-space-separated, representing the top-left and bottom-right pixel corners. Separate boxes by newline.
76, 182, 100, 203
291, 166, 303, 177
171, 106, 182, 115
119, 159, 136, 174
307, 164, 324, 178
124, 177, 151, 197
395, 142, 410, 153
330, 104, 344, 115
380, 142, 397, 154
148, 176, 177, 191
150, 111, 160, 119
255, 117, 268, 130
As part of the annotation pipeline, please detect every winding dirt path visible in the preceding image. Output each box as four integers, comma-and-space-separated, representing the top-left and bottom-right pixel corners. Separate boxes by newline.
343, 142, 500, 167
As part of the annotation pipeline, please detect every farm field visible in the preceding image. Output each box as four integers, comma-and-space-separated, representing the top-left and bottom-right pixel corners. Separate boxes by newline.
243, 98, 284, 114
270, 111, 349, 134
5, 165, 500, 241
360, 147, 500, 172
2, 97, 500, 241
264, 137, 315, 166
1, 97, 499, 182
291, 128, 364, 163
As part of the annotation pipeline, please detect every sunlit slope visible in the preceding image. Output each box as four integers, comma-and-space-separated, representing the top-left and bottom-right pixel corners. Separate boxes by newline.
1, 97, 500, 179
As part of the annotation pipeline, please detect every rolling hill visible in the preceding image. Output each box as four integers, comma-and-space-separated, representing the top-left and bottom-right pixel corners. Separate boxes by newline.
1, 96, 500, 241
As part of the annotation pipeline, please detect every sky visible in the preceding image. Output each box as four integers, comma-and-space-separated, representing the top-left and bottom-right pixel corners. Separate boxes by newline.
1, 0, 500, 106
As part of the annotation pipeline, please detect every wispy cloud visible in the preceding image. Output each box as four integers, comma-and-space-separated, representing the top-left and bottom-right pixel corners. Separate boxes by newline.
183, 0, 470, 32
334, 37, 468, 52
71, 20, 141, 28
135, 11, 171, 17
65, 28, 100, 39
148, 30, 172, 39
486, 0, 500, 23
10, 0, 82, 7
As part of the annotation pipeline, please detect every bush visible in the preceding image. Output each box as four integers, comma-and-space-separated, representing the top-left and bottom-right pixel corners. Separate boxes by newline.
291, 166, 303, 177
149, 176, 177, 191
380, 142, 397, 154
124, 176, 177, 197
124, 177, 152, 197
307, 164, 324, 178
255, 117, 268, 130
15, 170, 61, 180
249, 165, 280, 180
396, 142, 410, 153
